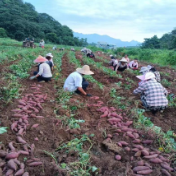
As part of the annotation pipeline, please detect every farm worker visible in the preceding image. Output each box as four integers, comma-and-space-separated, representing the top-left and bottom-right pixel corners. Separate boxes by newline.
129, 59, 139, 70
109, 56, 115, 66
39, 39, 45, 48
138, 67, 150, 86
113, 59, 119, 71
122, 55, 130, 63
115, 58, 128, 72
30, 56, 52, 82
63, 65, 94, 96
45, 53, 54, 71
46, 53, 54, 66
53, 46, 56, 50
86, 49, 95, 58
147, 65, 161, 82
71, 48, 75, 51
81, 47, 87, 54
133, 72, 168, 113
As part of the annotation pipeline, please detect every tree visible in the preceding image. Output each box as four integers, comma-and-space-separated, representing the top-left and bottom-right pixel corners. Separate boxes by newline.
46, 33, 58, 43
0, 28, 7, 37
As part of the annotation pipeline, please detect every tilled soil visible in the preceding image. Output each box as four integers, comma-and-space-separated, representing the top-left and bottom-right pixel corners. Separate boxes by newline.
0, 50, 176, 176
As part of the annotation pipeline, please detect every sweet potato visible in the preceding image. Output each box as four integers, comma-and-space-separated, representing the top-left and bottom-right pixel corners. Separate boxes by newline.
132, 148, 140, 152
17, 128, 24, 136
30, 114, 36, 118
5, 169, 14, 176
7, 159, 17, 170
137, 160, 145, 166
14, 159, 20, 166
11, 121, 18, 131
144, 162, 152, 168
8, 142, 16, 152
144, 154, 158, 159
6, 152, 19, 159
0, 161, 5, 167
133, 133, 139, 139
149, 158, 162, 163
126, 132, 135, 138
141, 150, 149, 156
18, 150, 29, 155
110, 107, 116, 111
161, 169, 171, 176
133, 145, 144, 150
137, 169, 153, 175
17, 136, 26, 144
133, 139, 141, 144
11, 109, 22, 113
27, 162, 42, 166
133, 166, 150, 172
15, 169, 24, 176
20, 163, 25, 169
18, 100, 26, 105
37, 103, 43, 109
31, 124, 39, 129
100, 110, 108, 118
119, 141, 129, 146
160, 163, 173, 171
159, 155, 169, 162
115, 155, 121, 161
124, 147, 131, 152
124, 121, 133, 126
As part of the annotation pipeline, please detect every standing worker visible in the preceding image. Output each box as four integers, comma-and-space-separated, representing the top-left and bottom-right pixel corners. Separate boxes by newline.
64, 65, 94, 96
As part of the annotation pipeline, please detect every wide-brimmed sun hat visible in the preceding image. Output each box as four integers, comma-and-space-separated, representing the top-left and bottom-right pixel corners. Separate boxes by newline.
34, 55, 47, 63
120, 58, 128, 62
147, 65, 152, 70
46, 53, 53, 58
76, 65, 94, 75
136, 72, 155, 81
139, 66, 149, 73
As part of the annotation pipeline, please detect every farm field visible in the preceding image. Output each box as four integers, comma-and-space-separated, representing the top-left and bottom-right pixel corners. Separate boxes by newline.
0, 39, 176, 176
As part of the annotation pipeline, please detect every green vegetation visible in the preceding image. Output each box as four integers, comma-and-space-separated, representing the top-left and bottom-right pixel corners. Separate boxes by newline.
0, 0, 87, 46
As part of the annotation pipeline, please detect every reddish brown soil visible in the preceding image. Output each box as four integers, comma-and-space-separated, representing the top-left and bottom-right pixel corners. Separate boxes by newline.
0, 51, 176, 176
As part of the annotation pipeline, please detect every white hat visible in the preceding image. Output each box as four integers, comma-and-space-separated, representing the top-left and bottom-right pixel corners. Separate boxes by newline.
46, 53, 53, 58
110, 55, 113, 57
76, 65, 94, 75
120, 58, 128, 63
147, 65, 152, 70
139, 67, 149, 74
136, 72, 155, 81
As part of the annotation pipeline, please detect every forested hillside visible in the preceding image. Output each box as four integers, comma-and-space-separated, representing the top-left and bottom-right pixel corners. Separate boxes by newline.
142, 29, 176, 49
0, 0, 87, 46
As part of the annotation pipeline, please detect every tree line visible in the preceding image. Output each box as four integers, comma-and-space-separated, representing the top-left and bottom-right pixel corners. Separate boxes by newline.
142, 28, 176, 49
0, 0, 88, 46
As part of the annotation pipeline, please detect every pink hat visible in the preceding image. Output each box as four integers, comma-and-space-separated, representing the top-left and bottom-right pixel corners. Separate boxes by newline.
34, 55, 47, 63
136, 72, 155, 81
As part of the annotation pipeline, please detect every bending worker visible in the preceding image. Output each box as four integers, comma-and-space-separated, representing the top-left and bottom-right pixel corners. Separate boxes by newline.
30, 55, 52, 82
133, 72, 168, 114
64, 65, 93, 96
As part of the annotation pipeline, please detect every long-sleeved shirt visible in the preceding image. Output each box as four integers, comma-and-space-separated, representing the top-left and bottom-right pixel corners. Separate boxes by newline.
38, 62, 52, 78
133, 79, 168, 107
129, 61, 138, 69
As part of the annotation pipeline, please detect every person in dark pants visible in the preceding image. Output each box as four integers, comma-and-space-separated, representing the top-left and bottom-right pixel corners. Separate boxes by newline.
63, 65, 94, 96
30, 56, 52, 82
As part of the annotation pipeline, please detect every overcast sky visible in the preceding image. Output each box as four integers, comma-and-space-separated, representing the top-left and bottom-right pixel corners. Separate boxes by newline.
24, 0, 176, 42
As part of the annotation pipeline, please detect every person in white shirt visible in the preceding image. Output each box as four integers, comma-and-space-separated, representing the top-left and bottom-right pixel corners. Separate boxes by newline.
64, 65, 94, 96
129, 59, 139, 70
29, 56, 52, 82
113, 59, 118, 71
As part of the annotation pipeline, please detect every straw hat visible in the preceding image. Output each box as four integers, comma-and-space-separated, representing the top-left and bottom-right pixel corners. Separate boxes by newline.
76, 65, 94, 75
136, 72, 155, 81
46, 53, 53, 58
34, 55, 47, 63
147, 65, 152, 70
120, 58, 128, 62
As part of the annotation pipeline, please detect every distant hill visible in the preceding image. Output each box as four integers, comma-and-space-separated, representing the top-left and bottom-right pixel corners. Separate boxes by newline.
0, 0, 87, 46
74, 32, 141, 47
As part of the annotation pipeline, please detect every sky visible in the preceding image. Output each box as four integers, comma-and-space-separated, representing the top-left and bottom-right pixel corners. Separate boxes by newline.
24, 0, 176, 42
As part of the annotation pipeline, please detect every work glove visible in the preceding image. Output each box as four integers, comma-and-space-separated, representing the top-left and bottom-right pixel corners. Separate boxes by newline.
29, 76, 36, 80
86, 93, 92, 97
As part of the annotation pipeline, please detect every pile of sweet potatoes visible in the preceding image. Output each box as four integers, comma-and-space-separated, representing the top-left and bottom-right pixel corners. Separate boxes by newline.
87, 96, 174, 176
0, 83, 46, 175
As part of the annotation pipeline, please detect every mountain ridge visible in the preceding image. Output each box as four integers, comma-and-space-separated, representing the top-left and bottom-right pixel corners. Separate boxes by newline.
74, 32, 141, 47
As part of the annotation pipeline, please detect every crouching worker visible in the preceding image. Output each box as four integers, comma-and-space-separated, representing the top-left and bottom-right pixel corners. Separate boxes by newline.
133, 72, 168, 114
115, 58, 128, 72
129, 59, 139, 70
30, 56, 52, 82
63, 65, 94, 96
